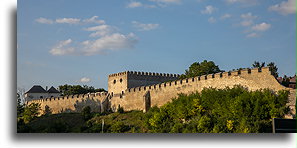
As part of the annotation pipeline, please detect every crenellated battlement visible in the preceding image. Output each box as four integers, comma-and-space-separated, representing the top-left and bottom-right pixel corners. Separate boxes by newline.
28, 91, 108, 103
123, 67, 272, 94
108, 71, 181, 78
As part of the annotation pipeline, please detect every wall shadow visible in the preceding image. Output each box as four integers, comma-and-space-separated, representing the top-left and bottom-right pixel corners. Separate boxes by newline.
73, 97, 102, 113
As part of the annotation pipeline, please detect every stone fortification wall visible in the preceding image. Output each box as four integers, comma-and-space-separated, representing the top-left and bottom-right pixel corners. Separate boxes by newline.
126, 71, 180, 88
27, 92, 108, 114
110, 67, 294, 113
108, 71, 180, 95
27, 67, 295, 118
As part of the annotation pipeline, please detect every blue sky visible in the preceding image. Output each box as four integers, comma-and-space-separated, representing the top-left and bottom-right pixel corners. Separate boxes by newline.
17, 0, 296, 91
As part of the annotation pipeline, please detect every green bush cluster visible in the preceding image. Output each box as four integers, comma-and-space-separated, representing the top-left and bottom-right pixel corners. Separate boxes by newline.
145, 86, 289, 133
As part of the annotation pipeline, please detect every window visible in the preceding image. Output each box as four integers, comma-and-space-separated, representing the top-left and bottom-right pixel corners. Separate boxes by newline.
113, 80, 116, 84
120, 78, 123, 83
40, 96, 43, 99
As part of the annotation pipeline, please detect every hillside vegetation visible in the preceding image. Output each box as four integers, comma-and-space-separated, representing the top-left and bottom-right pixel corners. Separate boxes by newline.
17, 86, 289, 133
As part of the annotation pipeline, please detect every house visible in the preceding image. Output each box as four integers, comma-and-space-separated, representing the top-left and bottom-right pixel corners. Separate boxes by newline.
25, 85, 61, 101
289, 75, 296, 89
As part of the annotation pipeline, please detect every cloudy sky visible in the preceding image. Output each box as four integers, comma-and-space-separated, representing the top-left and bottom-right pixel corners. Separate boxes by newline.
17, 0, 296, 91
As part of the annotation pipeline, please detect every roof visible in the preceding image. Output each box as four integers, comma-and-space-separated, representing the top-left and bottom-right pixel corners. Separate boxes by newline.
47, 86, 60, 93
290, 76, 296, 83
26, 85, 47, 93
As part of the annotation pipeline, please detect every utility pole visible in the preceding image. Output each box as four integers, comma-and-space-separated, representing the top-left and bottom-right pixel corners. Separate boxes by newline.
101, 119, 104, 133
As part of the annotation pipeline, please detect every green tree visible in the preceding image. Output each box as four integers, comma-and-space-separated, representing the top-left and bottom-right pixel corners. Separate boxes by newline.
96, 88, 108, 92
110, 121, 129, 133
267, 62, 278, 78
81, 106, 92, 121
17, 93, 24, 118
252, 61, 265, 68
117, 105, 124, 113
59, 84, 107, 96
43, 105, 52, 116
281, 75, 290, 87
23, 103, 41, 123
180, 60, 222, 79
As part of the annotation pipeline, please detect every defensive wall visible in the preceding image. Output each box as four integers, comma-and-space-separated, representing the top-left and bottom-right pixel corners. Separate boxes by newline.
27, 67, 296, 118
28, 92, 108, 114
109, 67, 295, 118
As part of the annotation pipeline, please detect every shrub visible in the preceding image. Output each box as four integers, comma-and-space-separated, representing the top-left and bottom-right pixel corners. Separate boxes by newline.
81, 106, 92, 121
145, 86, 289, 133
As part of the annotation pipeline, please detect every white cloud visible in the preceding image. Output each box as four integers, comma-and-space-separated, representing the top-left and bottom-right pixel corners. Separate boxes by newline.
127, 1, 143, 8
201, 5, 216, 14
49, 39, 75, 56
126, 1, 159, 8
127, 0, 179, 8
82, 33, 138, 56
220, 14, 231, 20
84, 25, 115, 37
37, 16, 106, 25
240, 20, 253, 26
79, 77, 91, 83
149, 0, 181, 4
237, 13, 270, 38
225, 0, 243, 4
246, 32, 259, 38
208, 17, 216, 23
83, 16, 105, 24
251, 23, 271, 31
224, 0, 259, 6
50, 33, 138, 56
269, 0, 296, 15
240, 12, 257, 20
132, 21, 159, 31
35, 17, 54, 24
48, 17, 138, 56
240, 12, 257, 26
56, 18, 81, 24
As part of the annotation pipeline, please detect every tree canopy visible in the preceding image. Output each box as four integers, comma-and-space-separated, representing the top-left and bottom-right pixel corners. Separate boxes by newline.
58, 84, 107, 96
180, 60, 223, 79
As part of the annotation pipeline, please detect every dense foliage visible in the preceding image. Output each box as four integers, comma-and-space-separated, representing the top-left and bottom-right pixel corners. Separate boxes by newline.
145, 86, 289, 133
180, 60, 223, 79
58, 84, 107, 96
17, 86, 289, 133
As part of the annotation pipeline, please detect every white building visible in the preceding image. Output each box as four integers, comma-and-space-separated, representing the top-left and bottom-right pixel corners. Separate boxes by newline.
25, 85, 61, 101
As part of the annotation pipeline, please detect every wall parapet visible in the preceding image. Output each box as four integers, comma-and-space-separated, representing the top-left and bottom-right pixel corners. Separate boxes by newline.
108, 71, 181, 78
123, 67, 273, 94
27, 92, 108, 104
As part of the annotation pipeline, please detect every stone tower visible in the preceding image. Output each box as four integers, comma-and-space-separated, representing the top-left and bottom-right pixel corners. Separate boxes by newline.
108, 71, 180, 97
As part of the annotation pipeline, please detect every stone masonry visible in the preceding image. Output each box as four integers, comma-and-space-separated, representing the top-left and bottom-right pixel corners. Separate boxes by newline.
27, 67, 296, 118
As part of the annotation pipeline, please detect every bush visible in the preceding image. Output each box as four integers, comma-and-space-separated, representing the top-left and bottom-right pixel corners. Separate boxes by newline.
145, 86, 289, 133
43, 105, 52, 116
110, 121, 129, 133
23, 103, 41, 123
117, 105, 124, 113
81, 106, 92, 121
